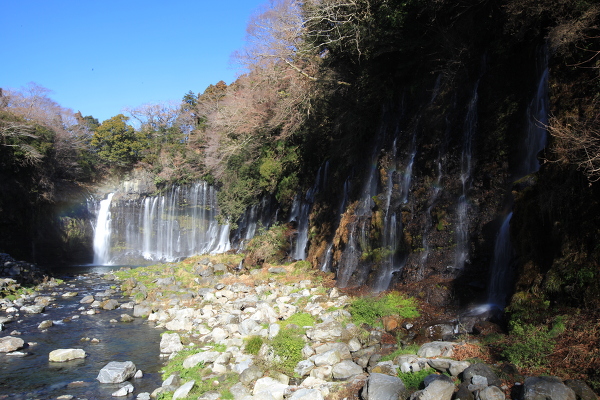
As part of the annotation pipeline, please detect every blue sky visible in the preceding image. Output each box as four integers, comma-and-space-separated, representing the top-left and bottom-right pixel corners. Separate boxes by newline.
2, 0, 266, 122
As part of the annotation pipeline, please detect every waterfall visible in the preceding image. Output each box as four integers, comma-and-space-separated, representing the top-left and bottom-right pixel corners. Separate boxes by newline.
231, 196, 276, 250
420, 159, 444, 272
92, 183, 232, 264
320, 243, 333, 272
522, 49, 549, 177
372, 127, 416, 292
487, 212, 514, 307
486, 47, 549, 306
289, 162, 329, 260
93, 193, 114, 265
337, 228, 360, 288
454, 80, 480, 270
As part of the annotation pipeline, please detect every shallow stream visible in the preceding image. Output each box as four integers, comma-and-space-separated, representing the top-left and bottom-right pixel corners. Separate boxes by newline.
0, 265, 164, 399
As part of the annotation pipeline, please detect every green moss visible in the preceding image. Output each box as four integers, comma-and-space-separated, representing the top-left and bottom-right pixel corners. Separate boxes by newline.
380, 344, 421, 361
280, 312, 316, 330
270, 329, 305, 375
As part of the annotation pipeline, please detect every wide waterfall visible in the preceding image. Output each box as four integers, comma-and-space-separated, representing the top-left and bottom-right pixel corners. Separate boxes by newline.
91, 183, 231, 265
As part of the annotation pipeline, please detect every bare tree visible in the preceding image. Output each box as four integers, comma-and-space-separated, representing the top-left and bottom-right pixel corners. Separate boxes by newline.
549, 111, 600, 182
3, 83, 90, 175
234, 0, 368, 82
0, 118, 44, 165
124, 101, 181, 131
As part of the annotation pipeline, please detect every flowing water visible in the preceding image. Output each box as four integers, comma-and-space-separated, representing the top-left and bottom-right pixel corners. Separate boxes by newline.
0, 266, 163, 399
91, 183, 231, 265
486, 47, 549, 306
92, 194, 114, 265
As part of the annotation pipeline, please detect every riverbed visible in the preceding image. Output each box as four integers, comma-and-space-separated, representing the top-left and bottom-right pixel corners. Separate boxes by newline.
0, 265, 164, 399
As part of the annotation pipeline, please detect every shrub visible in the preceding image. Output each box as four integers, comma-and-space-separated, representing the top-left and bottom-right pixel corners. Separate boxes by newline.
244, 224, 290, 266
398, 368, 434, 390
350, 292, 420, 326
245, 336, 264, 355
502, 320, 555, 369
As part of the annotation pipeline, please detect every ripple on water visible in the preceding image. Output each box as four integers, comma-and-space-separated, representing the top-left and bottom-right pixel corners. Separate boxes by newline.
0, 268, 164, 399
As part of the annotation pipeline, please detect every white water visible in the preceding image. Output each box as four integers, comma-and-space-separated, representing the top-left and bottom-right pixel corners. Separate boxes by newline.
93, 193, 114, 265
337, 228, 360, 288
420, 159, 444, 273
487, 212, 514, 307
290, 162, 328, 260
92, 183, 231, 264
522, 49, 549, 177
320, 243, 333, 272
486, 48, 549, 305
454, 80, 480, 270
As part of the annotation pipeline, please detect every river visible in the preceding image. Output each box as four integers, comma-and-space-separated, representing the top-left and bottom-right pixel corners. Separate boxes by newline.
0, 265, 164, 399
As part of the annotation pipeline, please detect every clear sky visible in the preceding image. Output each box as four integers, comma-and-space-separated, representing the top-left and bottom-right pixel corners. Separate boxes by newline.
1, 0, 266, 123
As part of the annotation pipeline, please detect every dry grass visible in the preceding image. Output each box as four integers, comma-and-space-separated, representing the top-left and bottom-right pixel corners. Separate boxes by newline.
452, 343, 492, 362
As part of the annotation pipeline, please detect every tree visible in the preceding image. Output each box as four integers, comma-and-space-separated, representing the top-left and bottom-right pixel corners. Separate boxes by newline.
3, 83, 95, 179
91, 114, 140, 167
75, 111, 99, 132
234, 0, 368, 82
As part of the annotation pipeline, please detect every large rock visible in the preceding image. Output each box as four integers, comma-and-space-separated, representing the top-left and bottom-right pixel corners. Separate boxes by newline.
288, 388, 325, 400
182, 351, 220, 368
314, 350, 341, 367
80, 295, 95, 304
97, 361, 137, 383
160, 332, 183, 354
306, 321, 344, 342
20, 304, 45, 314
295, 360, 316, 377
362, 372, 405, 400
240, 318, 261, 336
409, 378, 454, 400
229, 382, 251, 400
417, 342, 456, 358
564, 379, 598, 400
522, 376, 576, 400
165, 317, 193, 331
240, 365, 264, 385
462, 363, 502, 388
173, 380, 196, 400
38, 320, 53, 329
133, 304, 152, 317
253, 377, 288, 400
0, 336, 24, 352
101, 299, 120, 310
49, 348, 86, 362
332, 360, 364, 380
479, 386, 505, 400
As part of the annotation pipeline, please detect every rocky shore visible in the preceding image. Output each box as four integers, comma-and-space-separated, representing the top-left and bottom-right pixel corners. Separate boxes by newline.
0, 255, 597, 400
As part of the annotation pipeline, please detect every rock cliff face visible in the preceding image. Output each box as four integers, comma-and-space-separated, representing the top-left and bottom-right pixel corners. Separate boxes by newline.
295, 46, 549, 310
84, 41, 552, 312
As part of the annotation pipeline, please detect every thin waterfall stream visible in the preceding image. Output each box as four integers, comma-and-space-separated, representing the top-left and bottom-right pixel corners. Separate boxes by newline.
485, 47, 549, 308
